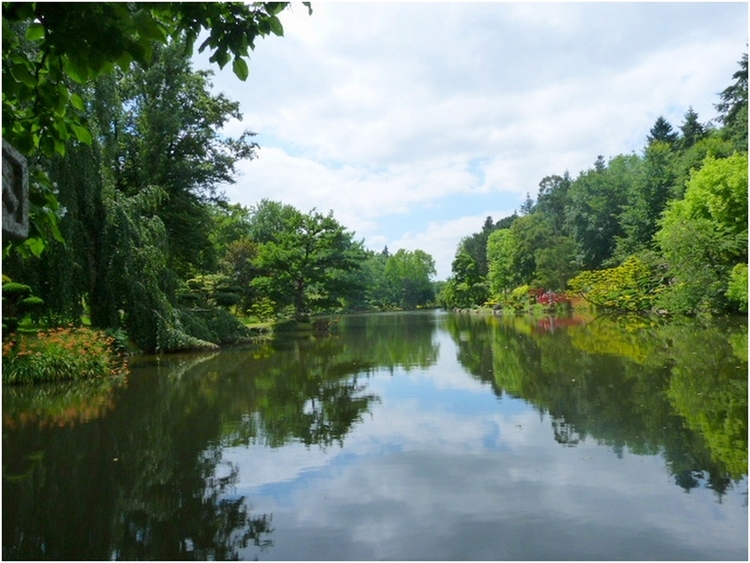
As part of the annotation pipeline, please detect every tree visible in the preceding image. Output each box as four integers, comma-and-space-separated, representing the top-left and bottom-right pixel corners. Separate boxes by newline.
384, 249, 436, 309
247, 199, 300, 243
533, 235, 577, 291
113, 39, 259, 276
221, 236, 264, 317
362, 247, 398, 310
487, 228, 518, 295
519, 192, 535, 215
565, 155, 635, 269
647, 116, 679, 146
3, 40, 257, 352
2, 2, 308, 257
252, 208, 366, 321
656, 153, 748, 314
678, 107, 706, 150
535, 173, 572, 236
616, 142, 673, 258
715, 53, 748, 152
208, 202, 253, 259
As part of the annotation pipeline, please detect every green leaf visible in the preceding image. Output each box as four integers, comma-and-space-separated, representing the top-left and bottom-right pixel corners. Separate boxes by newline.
40, 134, 56, 157
70, 93, 85, 111
232, 57, 249, 81
268, 15, 284, 36
9, 63, 36, 88
134, 10, 166, 42
63, 57, 89, 84
25, 22, 45, 41
54, 138, 66, 156
210, 49, 231, 69
71, 124, 93, 145
25, 237, 46, 259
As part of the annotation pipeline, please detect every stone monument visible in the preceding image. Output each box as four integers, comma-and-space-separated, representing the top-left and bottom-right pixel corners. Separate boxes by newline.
2, 139, 29, 241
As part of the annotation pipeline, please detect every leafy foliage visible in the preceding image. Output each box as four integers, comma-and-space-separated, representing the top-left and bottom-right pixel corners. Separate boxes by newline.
726, 263, 748, 313
251, 206, 367, 321
656, 153, 748, 314
2, 2, 306, 259
2, 278, 43, 333
568, 256, 663, 312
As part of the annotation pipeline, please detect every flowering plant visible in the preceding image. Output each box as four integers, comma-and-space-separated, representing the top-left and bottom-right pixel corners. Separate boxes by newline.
3, 326, 128, 384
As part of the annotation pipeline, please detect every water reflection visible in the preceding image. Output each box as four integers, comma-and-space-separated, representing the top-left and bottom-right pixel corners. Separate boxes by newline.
3, 310, 747, 560
443, 312, 748, 494
3, 312, 437, 559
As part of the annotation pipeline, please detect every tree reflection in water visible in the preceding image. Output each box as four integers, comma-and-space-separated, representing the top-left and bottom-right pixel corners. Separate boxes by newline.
4, 312, 426, 559
3, 310, 745, 559
443, 311, 748, 498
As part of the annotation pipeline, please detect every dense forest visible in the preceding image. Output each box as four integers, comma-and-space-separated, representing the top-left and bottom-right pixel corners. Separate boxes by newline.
438, 54, 748, 318
2, 5, 437, 355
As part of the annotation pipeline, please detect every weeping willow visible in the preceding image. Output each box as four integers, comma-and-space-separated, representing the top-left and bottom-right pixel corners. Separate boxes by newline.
4, 39, 253, 353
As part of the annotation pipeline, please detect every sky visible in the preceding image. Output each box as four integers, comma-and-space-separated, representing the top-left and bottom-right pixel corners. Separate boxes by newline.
194, 2, 748, 280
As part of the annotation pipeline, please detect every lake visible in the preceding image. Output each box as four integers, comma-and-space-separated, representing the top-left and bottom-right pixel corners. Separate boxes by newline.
3, 310, 747, 560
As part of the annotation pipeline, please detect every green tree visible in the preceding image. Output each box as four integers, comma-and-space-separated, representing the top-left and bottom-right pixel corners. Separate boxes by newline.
384, 249, 436, 309
208, 202, 253, 259
678, 107, 706, 150
726, 263, 748, 313
2, 2, 306, 258
656, 153, 748, 314
534, 173, 572, 236
113, 39, 258, 277
616, 142, 673, 258
252, 208, 366, 321
487, 228, 518, 296
247, 198, 300, 243
647, 116, 679, 146
534, 235, 577, 291
361, 247, 397, 310
221, 237, 264, 317
446, 248, 490, 307
4, 41, 256, 352
565, 154, 636, 269
715, 53, 748, 152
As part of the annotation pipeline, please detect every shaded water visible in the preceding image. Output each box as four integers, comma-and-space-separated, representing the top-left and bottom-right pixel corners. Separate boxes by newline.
3, 310, 747, 560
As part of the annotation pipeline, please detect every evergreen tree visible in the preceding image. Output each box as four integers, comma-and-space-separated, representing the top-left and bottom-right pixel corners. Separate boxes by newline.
647, 116, 679, 146
678, 107, 706, 150
715, 53, 748, 152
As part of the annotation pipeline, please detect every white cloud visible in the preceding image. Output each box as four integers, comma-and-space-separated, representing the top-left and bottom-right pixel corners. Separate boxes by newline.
198, 2, 748, 279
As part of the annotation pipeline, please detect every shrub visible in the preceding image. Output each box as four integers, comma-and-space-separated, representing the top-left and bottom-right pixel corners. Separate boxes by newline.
726, 263, 748, 313
506, 284, 533, 311
2, 279, 44, 334
3, 327, 128, 385
567, 256, 663, 313
177, 307, 252, 345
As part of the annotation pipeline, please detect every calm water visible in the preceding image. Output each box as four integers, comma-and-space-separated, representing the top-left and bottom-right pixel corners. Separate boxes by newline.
3, 310, 747, 560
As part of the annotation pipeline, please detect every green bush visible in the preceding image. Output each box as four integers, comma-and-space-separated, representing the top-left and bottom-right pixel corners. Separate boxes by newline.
567, 256, 663, 313
177, 307, 252, 345
2, 279, 44, 334
726, 263, 748, 313
3, 327, 128, 385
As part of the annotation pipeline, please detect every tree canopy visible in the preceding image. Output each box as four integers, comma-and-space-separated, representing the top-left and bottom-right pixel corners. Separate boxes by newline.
2, 1, 308, 258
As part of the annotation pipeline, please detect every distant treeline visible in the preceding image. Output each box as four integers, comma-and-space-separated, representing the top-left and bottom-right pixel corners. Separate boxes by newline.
438, 54, 748, 317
